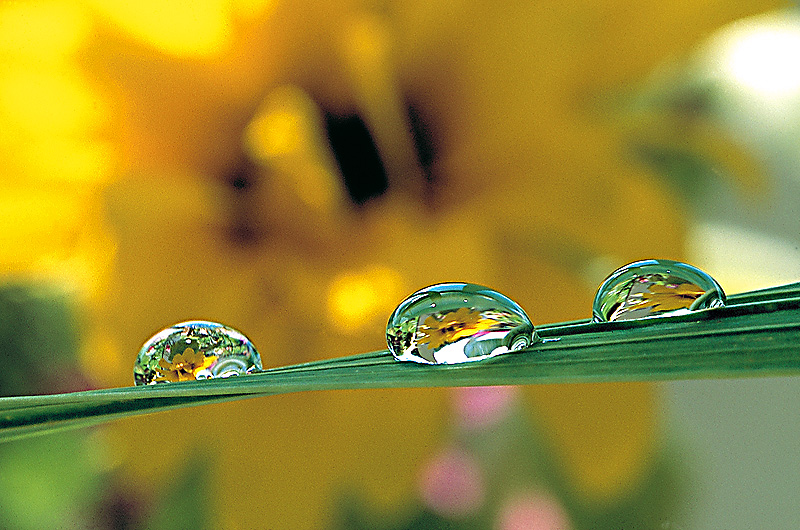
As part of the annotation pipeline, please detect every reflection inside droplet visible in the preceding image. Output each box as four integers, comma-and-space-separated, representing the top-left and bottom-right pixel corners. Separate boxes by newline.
386, 283, 537, 364
592, 259, 726, 322
133, 321, 263, 385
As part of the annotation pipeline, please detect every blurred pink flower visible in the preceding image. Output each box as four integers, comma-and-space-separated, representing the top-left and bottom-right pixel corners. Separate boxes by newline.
495, 491, 572, 530
418, 447, 485, 518
453, 385, 520, 430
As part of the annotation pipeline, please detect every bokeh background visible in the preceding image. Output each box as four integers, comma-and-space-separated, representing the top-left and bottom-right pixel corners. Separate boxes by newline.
1, 1, 800, 528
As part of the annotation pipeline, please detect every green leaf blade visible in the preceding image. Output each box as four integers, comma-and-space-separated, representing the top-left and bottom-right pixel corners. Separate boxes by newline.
1, 282, 799, 442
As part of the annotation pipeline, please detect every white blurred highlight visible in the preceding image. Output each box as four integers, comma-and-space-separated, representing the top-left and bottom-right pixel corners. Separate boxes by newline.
688, 222, 800, 294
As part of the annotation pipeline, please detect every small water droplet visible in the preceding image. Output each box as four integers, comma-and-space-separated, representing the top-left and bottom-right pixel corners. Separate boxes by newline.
133, 321, 263, 385
386, 283, 537, 364
592, 259, 725, 322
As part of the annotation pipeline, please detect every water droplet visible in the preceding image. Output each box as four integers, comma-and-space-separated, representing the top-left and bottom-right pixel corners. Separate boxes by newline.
386, 283, 536, 364
133, 321, 263, 385
592, 259, 725, 322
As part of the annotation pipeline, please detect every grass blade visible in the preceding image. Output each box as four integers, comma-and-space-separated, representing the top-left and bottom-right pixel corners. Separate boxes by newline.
1, 282, 799, 442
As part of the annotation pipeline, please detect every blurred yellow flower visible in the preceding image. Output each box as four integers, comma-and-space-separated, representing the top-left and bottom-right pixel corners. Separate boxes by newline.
94, 0, 783, 524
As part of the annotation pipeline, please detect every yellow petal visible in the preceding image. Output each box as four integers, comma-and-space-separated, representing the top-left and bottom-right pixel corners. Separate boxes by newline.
156, 358, 173, 370
197, 355, 218, 372
179, 348, 200, 364
85, 0, 232, 56
154, 371, 179, 383
168, 352, 188, 366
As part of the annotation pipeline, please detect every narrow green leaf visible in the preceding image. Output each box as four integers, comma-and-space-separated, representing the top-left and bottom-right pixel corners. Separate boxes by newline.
1, 283, 799, 442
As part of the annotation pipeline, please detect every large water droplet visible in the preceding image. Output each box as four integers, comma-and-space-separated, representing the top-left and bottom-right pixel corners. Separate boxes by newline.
592, 259, 725, 322
133, 321, 263, 385
387, 283, 536, 364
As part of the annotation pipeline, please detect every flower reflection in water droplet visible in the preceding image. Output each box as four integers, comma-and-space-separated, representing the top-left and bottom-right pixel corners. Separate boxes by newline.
386, 283, 537, 364
133, 321, 262, 385
592, 259, 726, 322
